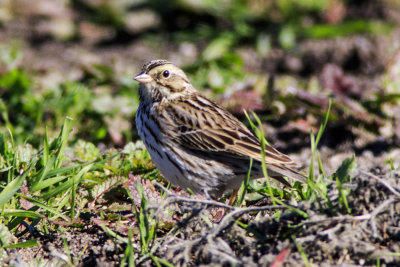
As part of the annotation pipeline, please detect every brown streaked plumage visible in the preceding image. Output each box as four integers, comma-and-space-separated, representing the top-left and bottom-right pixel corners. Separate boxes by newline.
134, 59, 306, 200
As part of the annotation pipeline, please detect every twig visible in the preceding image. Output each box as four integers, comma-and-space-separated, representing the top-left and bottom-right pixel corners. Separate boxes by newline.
152, 181, 174, 196
152, 181, 294, 211
297, 198, 399, 240
154, 195, 235, 211
293, 214, 371, 230
152, 181, 298, 234
207, 205, 287, 240
369, 198, 396, 239
204, 239, 241, 265
159, 201, 289, 265
150, 181, 235, 213
361, 171, 400, 198
300, 214, 371, 225
164, 238, 202, 264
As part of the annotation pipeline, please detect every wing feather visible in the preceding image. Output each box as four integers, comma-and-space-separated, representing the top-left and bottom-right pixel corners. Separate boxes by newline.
161, 94, 298, 167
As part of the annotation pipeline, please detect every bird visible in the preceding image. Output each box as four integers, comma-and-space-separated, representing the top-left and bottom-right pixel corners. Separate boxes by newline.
134, 59, 306, 204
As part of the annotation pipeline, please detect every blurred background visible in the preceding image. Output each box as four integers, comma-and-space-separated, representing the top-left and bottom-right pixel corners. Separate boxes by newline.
0, 0, 399, 164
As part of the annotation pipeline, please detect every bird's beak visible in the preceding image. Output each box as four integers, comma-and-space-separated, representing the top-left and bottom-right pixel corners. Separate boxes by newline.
134, 73, 152, 84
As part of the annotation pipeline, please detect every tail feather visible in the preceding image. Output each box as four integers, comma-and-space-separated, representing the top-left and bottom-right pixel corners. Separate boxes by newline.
268, 163, 308, 186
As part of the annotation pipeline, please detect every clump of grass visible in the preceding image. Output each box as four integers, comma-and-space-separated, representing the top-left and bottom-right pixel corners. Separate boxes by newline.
235, 100, 343, 217
0, 116, 156, 252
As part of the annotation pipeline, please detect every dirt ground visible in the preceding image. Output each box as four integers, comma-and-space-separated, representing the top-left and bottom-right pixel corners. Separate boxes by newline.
3, 147, 400, 266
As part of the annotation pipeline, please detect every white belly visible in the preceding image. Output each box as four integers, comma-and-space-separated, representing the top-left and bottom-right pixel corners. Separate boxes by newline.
136, 105, 242, 196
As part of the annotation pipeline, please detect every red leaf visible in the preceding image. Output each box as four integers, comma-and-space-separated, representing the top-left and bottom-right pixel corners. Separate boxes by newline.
271, 247, 291, 267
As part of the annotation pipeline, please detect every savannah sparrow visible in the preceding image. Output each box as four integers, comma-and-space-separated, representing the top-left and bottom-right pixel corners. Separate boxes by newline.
134, 59, 306, 200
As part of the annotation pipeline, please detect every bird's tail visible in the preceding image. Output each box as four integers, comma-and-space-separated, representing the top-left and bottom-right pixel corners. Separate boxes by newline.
267, 163, 308, 186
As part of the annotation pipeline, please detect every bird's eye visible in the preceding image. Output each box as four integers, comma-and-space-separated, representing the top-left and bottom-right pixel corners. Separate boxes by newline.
163, 70, 170, 78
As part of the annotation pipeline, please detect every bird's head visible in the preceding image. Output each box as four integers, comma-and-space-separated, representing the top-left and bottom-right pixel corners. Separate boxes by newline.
134, 59, 194, 102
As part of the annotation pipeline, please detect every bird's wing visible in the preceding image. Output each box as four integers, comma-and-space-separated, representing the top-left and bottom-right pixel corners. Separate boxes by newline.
160, 94, 298, 167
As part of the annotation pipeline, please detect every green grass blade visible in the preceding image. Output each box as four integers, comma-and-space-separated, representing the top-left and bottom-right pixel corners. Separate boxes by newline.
0, 157, 37, 207
1, 210, 43, 219
154, 258, 174, 267
43, 126, 49, 167
317, 155, 325, 179
30, 175, 69, 191
121, 228, 135, 267
4, 239, 39, 248
136, 182, 149, 252
306, 132, 316, 198
30, 156, 56, 191
307, 99, 332, 198
99, 223, 129, 243
45, 152, 120, 178
336, 177, 351, 213
71, 175, 76, 219
293, 236, 310, 267
15, 193, 70, 221
250, 111, 277, 206
6, 128, 15, 184
334, 156, 356, 183
41, 164, 92, 200
54, 117, 73, 169
236, 158, 252, 206
315, 99, 332, 146
243, 110, 257, 134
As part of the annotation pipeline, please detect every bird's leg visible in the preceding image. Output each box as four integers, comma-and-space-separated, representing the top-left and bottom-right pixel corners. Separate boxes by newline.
228, 189, 239, 206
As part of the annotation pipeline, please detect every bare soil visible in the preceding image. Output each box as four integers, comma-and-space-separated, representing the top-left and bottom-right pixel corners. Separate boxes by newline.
3, 158, 400, 266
